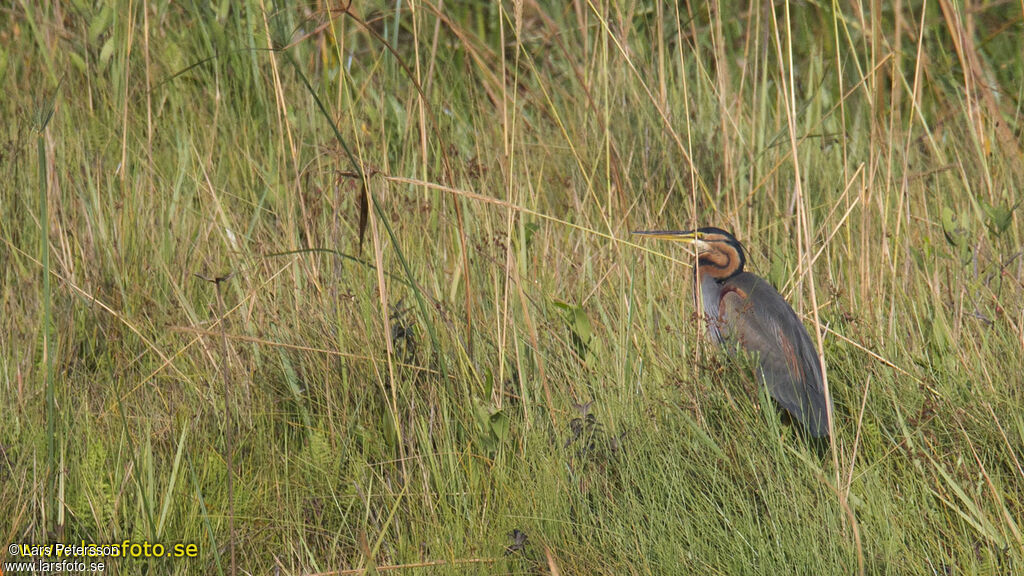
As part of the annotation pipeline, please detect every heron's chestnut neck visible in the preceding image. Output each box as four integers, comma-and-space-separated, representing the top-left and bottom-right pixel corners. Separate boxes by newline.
695, 242, 745, 281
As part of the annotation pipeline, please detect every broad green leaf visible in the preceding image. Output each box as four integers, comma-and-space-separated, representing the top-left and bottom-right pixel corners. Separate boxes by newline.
88, 5, 112, 45
489, 410, 509, 443
941, 206, 968, 248
981, 200, 1014, 236
69, 51, 87, 75
99, 37, 115, 71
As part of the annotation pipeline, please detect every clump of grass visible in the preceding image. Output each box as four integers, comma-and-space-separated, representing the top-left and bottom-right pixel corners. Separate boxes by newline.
1, 1, 1022, 574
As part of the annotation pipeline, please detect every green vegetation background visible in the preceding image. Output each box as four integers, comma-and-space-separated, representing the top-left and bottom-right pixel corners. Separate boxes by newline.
2, 1, 1023, 574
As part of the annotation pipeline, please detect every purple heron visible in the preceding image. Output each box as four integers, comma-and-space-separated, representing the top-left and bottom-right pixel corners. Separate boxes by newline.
634, 227, 832, 437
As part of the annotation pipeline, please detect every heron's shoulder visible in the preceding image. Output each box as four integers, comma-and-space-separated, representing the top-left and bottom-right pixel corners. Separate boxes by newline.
720, 272, 806, 333
723, 272, 787, 303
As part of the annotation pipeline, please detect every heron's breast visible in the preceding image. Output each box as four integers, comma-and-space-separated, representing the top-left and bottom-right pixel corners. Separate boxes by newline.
697, 274, 729, 344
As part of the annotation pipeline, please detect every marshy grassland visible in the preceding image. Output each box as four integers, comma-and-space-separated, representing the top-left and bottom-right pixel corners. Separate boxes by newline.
2, 1, 1023, 574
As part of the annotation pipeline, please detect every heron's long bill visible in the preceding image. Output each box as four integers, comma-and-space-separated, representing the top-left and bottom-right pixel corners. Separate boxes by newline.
631, 230, 703, 243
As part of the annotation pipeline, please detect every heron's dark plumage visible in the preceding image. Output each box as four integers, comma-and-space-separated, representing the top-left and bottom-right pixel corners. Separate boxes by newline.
635, 227, 832, 437
715, 271, 829, 436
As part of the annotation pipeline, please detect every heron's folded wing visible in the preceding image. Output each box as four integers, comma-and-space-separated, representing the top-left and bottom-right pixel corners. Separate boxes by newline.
719, 274, 830, 436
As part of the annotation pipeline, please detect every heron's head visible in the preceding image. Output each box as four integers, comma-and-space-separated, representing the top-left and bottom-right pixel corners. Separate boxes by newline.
632, 227, 746, 280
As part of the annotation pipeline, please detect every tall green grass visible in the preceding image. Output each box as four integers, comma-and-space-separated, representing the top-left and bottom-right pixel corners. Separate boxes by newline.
2, 1, 1022, 574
